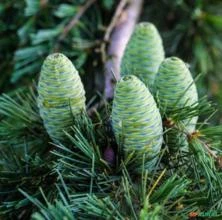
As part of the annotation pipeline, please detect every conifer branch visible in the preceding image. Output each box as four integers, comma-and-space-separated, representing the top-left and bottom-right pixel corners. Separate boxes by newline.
55, 0, 97, 51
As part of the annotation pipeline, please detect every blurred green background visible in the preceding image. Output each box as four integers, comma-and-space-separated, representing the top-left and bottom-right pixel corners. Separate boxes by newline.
0, 0, 221, 120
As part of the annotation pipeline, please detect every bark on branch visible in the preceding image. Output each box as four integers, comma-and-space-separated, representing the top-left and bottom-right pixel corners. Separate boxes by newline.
104, 0, 144, 99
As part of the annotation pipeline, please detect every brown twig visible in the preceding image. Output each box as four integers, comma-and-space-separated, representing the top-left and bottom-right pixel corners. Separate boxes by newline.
55, 0, 97, 51
104, 0, 144, 99
202, 142, 218, 160
200, 141, 222, 169
40, 0, 48, 7
87, 100, 105, 116
101, 0, 128, 63
188, 131, 218, 160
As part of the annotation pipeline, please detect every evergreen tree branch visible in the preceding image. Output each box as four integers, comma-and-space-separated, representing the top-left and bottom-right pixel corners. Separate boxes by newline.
54, 0, 97, 51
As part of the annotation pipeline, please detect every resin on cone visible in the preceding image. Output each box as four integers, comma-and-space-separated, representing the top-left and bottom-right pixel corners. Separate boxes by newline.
155, 57, 198, 149
112, 75, 163, 170
121, 22, 165, 91
38, 53, 86, 142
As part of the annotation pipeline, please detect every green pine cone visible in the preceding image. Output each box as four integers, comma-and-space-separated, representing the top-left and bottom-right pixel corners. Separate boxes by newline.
112, 75, 163, 170
154, 57, 198, 149
121, 22, 165, 91
37, 53, 86, 142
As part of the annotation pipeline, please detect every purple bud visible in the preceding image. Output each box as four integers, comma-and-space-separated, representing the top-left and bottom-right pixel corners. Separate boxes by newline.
103, 147, 115, 165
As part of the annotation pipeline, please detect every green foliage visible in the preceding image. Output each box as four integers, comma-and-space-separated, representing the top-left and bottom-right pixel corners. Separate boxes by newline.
0, 87, 46, 146
0, 1, 25, 92
160, 96, 214, 153
0, 0, 114, 94
0, 84, 222, 218
144, 0, 222, 76
32, 200, 75, 220
0, 87, 54, 218
12, 0, 100, 84
25, 0, 40, 16
101, 0, 115, 10
20, 187, 75, 220
51, 114, 111, 193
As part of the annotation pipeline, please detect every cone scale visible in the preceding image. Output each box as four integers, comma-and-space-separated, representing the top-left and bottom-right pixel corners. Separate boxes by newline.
121, 22, 165, 91
37, 53, 86, 142
112, 75, 163, 170
155, 57, 198, 149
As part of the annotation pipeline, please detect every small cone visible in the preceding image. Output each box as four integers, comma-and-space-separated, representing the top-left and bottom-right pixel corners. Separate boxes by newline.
121, 22, 165, 91
155, 57, 198, 150
112, 75, 163, 170
38, 53, 86, 142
